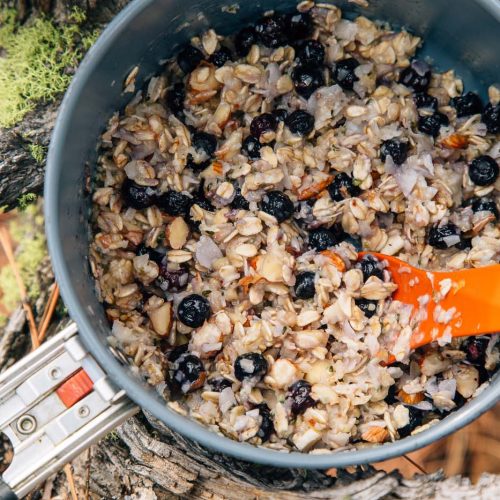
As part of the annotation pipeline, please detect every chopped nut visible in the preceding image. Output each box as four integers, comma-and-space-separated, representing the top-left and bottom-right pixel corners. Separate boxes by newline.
167, 217, 189, 249
148, 302, 173, 336
362, 426, 388, 443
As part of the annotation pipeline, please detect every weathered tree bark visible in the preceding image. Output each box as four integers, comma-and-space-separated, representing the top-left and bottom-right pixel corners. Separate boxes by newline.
1, 1, 500, 498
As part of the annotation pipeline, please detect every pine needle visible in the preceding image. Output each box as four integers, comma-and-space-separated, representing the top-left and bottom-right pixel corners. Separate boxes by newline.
402, 454, 428, 474
64, 464, 79, 500
0, 226, 39, 348
37, 282, 59, 343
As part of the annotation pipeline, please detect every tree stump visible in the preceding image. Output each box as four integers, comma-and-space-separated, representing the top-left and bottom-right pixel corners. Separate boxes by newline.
1, 1, 500, 498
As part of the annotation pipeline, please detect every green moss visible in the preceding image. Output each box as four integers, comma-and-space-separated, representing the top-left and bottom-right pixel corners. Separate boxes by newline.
28, 143, 46, 164
0, 8, 100, 128
0, 205, 47, 325
17, 193, 38, 211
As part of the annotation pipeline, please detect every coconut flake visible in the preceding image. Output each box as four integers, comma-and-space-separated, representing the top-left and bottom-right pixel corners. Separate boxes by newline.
219, 387, 236, 413
195, 235, 223, 269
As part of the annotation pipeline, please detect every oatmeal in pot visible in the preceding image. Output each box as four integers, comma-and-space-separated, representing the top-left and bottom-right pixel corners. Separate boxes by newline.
89, 1, 500, 452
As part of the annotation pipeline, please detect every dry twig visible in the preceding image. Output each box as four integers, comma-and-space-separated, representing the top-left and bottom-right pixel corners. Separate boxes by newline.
37, 282, 59, 344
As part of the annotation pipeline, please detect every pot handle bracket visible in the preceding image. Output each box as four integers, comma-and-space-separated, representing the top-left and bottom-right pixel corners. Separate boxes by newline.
0, 322, 139, 499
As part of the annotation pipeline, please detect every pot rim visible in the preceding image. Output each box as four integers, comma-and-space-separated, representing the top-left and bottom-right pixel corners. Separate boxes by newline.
45, 0, 500, 468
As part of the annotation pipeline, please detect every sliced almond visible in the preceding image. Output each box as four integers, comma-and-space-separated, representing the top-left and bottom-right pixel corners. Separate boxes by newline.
362, 426, 388, 443
397, 389, 424, 404
441, 133, 468, 149
148, 302, 173, 336
167, 217, 189, 249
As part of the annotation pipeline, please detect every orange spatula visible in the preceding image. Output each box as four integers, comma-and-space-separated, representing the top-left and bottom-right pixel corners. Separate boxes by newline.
360, 252, 500, 354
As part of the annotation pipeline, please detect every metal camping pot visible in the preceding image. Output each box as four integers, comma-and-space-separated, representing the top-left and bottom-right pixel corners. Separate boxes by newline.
1, 0, 499, 497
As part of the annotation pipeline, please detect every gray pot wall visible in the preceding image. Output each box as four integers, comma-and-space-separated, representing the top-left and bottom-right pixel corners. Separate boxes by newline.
45, 0, 500, 468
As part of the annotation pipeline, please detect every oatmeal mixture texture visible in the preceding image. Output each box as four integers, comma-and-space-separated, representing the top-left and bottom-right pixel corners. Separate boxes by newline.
89, 2, 500, 452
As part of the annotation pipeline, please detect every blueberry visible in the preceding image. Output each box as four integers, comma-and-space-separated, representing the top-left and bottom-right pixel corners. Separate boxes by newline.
344, 234, 362, 252
121, 178, 157, 210
398, 406, 424, 438
327, 172, 361, 201
380, 138, 409, 165
166, 83, 186, 117
284, 11, 313, 39
231, 186, 250, 210
241, 135, 262, 160
308, 226, 344, 251
156, 263, 190, 293
468, 155, 499, 186
355, 298, 378, 318
177, 294, 211, 328
385, 384, 398, 404
358, 254, 384, 281
482, 102, 500, 134
292, 65, 325, 98
136, 243, 164, 265
255, 403, 274, 442
455, 238, 472, 251
331, 58, 359, 90
209, 377, 233, 392
294, 271, 316, 299
462, 337, 489, 365
255, 14, 287, 48
260, 190, 294, 222
417, 112, 449, 137
450, 91, 483, 118
398, 60, 431, 92
285, 110, 315, 136
172, 353, 206, 393
234, 352, 268, 381
428, 223, 460, 249
250, 113, 278, 138
287, 380, 315, 415
156, 190, 192, 216
470, 197, 498, 218
177, 45, 204, 73
273, 108, 289, 123
208, 46, 232, 67
235, 27, 257, 56
414, 92, 438, 110
295, 39, 325, 66
191, 194, 215, 212
187, 131, 217, 171
166, 343, 188, 361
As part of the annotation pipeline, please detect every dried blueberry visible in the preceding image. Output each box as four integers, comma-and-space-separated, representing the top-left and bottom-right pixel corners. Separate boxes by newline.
255, 14, 287, 48
121, 178, 157, 210
166, 83, 186, 117
308, 226, 344, 251
428, 223, 460, 249
255, 403, 274, 442
136, 243, 164, 265
285, 110, 315, 136
399, 60, 431, 92
208, 46, 232, 67
190, 194, 215, 212
327, 172, 361, 201
482, 102, 500, 134
260, 190, 294, 222
187, 131, 217, 171
344, 234, 362, 252
462, 337, 489, 365
209, 377, 233, 392
450, 91, 483, 118
273, 108, 289, 123
234, 352, 268, 381
380, 138, 409, 165
177, 294, 211, 328
172, 353, 206, 393
294, 271, 316, 299
331, 58, 359, 90
455, 237, 472, 251
292, 65, 325, 98
414, 92, 438, 110
385, 384, 398, 405
295, 39, 325, 67
468, 155, 499, 186
398, 406, 424, 438
250, 113, 278, 138
177, 45, 204, 73
157, 262, 190, 293
166, 343, 188, 362
355, 298, 378, 318
156, 190, 192, 216
287, 380, 315, 415
241, 135, 262, 160
235, 27, 257, 56
284, 11, 313, 39
468, 197, 499, 218
417, 112, 449, 137
358, 254, 384, 281
231, 186, 250, 210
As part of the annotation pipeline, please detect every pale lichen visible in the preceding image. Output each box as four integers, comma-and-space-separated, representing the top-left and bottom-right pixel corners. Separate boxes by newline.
0, 8, 100, 128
